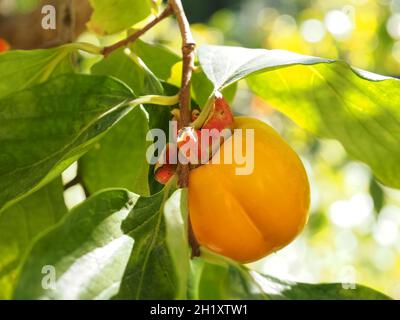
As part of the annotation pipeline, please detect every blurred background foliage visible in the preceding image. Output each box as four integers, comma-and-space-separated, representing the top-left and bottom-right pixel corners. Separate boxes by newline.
1, 0, 400, 299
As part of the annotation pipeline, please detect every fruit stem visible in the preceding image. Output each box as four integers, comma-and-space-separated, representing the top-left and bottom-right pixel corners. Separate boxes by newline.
168, 0, 200, 258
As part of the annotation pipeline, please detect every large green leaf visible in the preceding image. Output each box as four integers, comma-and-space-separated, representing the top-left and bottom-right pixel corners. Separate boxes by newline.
167, 60, 237, 107
88, 0, 152, 35
163, 188, 190, 299
198, 45, 400, 189
191, 70, 237, 107
90, 46, 181, 195
131, 40, 181, 81
91, 47, 163, 96
0, 45, 75, 98
13, 189, 139, 299
116, 188, 190, 299
193, 255, 391, 300
198, 45, 329, 90
80, 48, 167, 196
0, 178, 66, 299
14, 187, 189, 299
79, 107, 151, 196
0, 74, 134, 213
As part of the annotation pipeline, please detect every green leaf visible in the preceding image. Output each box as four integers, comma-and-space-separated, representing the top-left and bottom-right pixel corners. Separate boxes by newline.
144, 83, 178, 134
88, 0, 152, 35
14, 187, 189, 300
0, 74, 134, 213
167, 60, 237, 107
131, 40, 181, 81
89, 51, 176, 195
194, 259, 261, 300
91, 47, 163, 96
131, 40, 238, 106
0, 178, 66, 299
187, 257, 204, 300
116, 187, 190, 299
13, 189, 139, 299
163, 188, 190, 299
191, 71, 237, 107
0, 45, 75, 98
198, 45, 330, 90
258, 275, 392, 300
198, 45, 400, 189
193, 255, 392, 300
369, 177, 385, 214
79, 106, 151, 196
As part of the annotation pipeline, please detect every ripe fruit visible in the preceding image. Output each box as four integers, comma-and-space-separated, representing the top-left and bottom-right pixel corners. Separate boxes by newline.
189, 117, 310, 263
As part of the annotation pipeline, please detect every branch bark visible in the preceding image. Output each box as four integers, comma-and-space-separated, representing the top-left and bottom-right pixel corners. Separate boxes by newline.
168, 0, 200, 258
102, 6, 173, 57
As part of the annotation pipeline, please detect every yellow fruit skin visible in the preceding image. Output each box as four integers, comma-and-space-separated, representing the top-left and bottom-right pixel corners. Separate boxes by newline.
189, 117, 310, 263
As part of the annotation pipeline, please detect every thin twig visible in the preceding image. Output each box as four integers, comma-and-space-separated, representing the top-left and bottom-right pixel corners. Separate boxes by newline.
169, 0, 200, 258
102, 5, 173, 57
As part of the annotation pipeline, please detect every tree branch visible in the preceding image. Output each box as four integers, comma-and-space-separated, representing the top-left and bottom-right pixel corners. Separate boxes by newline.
102, 5, 173, 57
169, 0, 200, 258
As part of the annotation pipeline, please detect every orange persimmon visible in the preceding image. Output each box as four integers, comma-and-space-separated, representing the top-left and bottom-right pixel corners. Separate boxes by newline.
189, 117, 310, 263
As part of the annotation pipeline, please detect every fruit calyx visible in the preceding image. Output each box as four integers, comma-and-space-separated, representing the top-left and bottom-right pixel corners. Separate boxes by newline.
202, 93, 234, 131
155, 94, 234, 185
154, 143, 177, 184
177, 94, 234, 165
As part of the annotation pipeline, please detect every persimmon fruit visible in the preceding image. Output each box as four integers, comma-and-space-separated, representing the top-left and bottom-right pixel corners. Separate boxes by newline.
189, 117, 310, 263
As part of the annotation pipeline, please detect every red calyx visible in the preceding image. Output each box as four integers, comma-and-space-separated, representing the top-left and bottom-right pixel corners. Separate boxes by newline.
155, 164, 176, 185
202, 95, 234, 131
157, 95, 235, 182
176, 95, 234, 165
